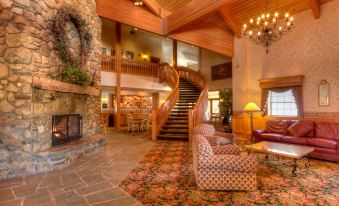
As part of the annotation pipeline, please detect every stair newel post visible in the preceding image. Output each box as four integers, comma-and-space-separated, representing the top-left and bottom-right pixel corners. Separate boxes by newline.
188, 109, 193, 143
152, 109, 157, 141
152, 109, 158, 140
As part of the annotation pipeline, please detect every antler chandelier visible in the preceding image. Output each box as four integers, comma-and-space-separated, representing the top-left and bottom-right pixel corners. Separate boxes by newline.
242, 1, 294, 53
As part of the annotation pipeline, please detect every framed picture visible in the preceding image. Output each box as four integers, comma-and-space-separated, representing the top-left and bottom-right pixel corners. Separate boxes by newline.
111, 49, 115, 56
211, 62, 232, 81
126, 51, 134, 60
101, 48, 107, 55
150, 56, 160, 64
102, 103, 108, 109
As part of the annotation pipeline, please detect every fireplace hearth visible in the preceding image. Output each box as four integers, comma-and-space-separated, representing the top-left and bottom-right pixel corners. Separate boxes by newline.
52, 114, 82, 146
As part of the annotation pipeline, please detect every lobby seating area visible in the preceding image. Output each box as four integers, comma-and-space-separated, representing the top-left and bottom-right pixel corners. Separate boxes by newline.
254, 120, 339, 162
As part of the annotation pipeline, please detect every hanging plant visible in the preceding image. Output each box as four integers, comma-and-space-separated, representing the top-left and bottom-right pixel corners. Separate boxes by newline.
53, 6, 92, 86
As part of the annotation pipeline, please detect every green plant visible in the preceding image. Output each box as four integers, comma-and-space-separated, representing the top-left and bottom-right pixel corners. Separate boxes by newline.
62, 66, 89, 86
219, 89, 233, 126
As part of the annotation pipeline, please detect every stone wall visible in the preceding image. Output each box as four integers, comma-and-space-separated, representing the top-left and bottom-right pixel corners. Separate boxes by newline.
0, 0, 103, 179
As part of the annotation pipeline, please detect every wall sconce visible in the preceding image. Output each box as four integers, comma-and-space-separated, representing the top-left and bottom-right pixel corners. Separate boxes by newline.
142, 54, 148, 61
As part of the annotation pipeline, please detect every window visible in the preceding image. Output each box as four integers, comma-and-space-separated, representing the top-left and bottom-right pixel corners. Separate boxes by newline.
207, 91, 220, 120
268, 89, 298, 116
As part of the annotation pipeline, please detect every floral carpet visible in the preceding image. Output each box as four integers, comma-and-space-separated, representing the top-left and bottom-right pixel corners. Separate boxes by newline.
119, 141, 339, 206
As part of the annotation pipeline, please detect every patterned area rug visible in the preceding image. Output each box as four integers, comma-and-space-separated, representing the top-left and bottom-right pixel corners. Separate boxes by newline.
119, 141, 339, 206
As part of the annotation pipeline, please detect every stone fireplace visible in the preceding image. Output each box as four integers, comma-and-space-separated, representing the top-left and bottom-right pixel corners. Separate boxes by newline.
52, 114, 82, 146
0, 0, 104, 179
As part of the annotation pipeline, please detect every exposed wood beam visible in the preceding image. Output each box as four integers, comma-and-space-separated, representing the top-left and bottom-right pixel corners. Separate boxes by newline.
218, 5, 241, 38
96, 0, 163, 35
164, 0, 233, 34
169, 23, 234, 57
309, 0, 320, 19
143, 0, 165, 17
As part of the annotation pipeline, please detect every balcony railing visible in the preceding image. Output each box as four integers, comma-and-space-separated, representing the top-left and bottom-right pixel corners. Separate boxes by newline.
101, 55, 160, 77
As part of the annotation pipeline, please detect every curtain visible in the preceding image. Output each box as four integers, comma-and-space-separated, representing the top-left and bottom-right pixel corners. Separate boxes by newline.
291, 86, 304, 116
261, 88, 269, 115
261, 86, 303, 116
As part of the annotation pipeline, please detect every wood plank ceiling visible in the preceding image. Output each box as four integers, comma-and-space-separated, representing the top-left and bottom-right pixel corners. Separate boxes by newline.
97, 0, 333, 57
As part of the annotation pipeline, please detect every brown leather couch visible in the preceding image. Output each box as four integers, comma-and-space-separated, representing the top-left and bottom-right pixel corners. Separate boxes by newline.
254, 120, 339, 162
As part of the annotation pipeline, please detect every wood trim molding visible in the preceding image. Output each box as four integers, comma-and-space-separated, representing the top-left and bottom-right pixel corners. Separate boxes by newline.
258, 75, 305, 88
32, 77, 100, 96
309, 0, 321, 19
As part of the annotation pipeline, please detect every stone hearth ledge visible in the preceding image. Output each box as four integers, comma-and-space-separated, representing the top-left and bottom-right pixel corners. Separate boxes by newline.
35, 134, 106, 174
32, 77, 100, 96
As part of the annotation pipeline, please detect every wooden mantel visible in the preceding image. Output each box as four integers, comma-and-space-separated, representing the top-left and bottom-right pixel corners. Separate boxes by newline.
32, 77, 100, 97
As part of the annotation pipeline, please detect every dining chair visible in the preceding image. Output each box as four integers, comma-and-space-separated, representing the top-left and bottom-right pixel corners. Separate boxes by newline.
127, 113, 139, 135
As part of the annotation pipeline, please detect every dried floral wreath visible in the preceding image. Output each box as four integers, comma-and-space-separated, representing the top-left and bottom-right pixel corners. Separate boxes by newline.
53, 7, 92, 85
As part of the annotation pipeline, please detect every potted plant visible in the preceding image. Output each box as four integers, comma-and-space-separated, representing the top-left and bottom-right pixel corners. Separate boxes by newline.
219, 89, 233, 132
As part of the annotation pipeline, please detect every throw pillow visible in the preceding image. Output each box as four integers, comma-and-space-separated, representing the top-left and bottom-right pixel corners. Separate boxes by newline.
288, 120, 314, 137
266, 120, 290, 135
215, 136, 231, 146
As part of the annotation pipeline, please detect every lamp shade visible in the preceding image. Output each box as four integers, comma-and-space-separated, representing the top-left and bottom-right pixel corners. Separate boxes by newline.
243, 102, 261, 112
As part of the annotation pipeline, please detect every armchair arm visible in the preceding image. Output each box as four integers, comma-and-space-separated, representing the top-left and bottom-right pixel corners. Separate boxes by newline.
199, 154, 257, 173
253, 130, 267, 140
212, 145, 240, 155
214, 132, 236, 144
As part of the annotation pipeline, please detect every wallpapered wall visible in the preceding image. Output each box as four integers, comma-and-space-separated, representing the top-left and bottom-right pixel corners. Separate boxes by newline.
233, 0, 339, 117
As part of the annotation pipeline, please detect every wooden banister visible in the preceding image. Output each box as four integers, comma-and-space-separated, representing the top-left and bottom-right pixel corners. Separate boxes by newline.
176, 66, 209, 141
101, 55, 160, 77
152, 64, 179, 140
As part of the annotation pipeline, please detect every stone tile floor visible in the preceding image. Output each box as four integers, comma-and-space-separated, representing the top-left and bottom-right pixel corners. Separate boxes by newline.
0, 131, 155, 206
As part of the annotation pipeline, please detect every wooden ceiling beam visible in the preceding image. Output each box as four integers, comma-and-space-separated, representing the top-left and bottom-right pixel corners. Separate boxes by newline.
96, 0, 163, 35
309, 0, 321, 19
164, 0, 234, 34
143, 0, 167, 17
218, 5, 242, 38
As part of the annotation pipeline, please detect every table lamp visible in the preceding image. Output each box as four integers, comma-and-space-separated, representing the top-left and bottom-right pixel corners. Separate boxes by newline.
243, 103, 261, 143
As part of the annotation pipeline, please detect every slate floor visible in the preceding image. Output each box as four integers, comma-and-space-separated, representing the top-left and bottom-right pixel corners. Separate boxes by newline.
0, 131, 155, 206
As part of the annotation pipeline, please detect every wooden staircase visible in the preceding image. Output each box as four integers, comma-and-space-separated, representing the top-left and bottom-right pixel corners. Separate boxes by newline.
158, 79, 201, 140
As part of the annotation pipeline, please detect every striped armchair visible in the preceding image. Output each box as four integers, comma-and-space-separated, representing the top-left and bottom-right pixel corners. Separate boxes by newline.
193, 123, 236, 145
192, 134, 257, 191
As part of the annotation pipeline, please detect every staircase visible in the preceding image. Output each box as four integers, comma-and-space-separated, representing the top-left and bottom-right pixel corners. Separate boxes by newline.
158, 79, 201, 140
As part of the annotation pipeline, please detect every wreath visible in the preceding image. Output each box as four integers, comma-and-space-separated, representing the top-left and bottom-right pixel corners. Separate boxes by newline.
53, 7, 92, 86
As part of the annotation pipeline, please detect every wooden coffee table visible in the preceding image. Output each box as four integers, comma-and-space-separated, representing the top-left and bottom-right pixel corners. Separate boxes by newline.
245, 141, 314, 175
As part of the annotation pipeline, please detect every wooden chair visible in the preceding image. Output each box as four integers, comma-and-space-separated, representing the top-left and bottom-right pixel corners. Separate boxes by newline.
127, 113, 139, 135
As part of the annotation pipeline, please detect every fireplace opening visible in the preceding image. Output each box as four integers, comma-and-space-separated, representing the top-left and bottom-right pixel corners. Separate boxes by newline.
52, 114, 82, 146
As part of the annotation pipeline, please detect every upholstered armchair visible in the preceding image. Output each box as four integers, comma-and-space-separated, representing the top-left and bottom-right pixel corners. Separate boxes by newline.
192, 134, 257, 191
193, 123, 236, 145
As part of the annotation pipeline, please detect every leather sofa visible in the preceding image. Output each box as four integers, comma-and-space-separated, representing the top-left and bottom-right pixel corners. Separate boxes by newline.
254, 120, 339, 162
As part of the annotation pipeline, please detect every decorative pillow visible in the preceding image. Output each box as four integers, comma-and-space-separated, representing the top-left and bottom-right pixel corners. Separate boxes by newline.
288, 120, 314, 137
266, 120, 290, 135
215, 136, 231, 146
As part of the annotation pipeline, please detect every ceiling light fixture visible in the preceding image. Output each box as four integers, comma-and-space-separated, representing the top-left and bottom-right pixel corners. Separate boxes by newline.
242, 0, 294, 53
134, 0, 143, 6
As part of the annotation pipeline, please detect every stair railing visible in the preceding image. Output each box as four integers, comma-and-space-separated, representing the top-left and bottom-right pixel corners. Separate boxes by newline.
176, 67, 208, 141
152, 64, 179, 140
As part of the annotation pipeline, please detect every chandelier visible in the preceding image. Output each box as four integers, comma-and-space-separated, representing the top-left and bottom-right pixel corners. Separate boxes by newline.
242, 1, 294, 53
133, 0, 143, 6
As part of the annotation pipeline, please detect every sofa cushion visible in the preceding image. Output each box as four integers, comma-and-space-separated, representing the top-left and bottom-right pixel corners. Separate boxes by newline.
259, 133, 284, 142
196, 135, 214, 157
315, 122, 339, 140
306, 138, 337, 150
281, 136, 308, 145
266, 120, 290, 135
288, 120, 314, 137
